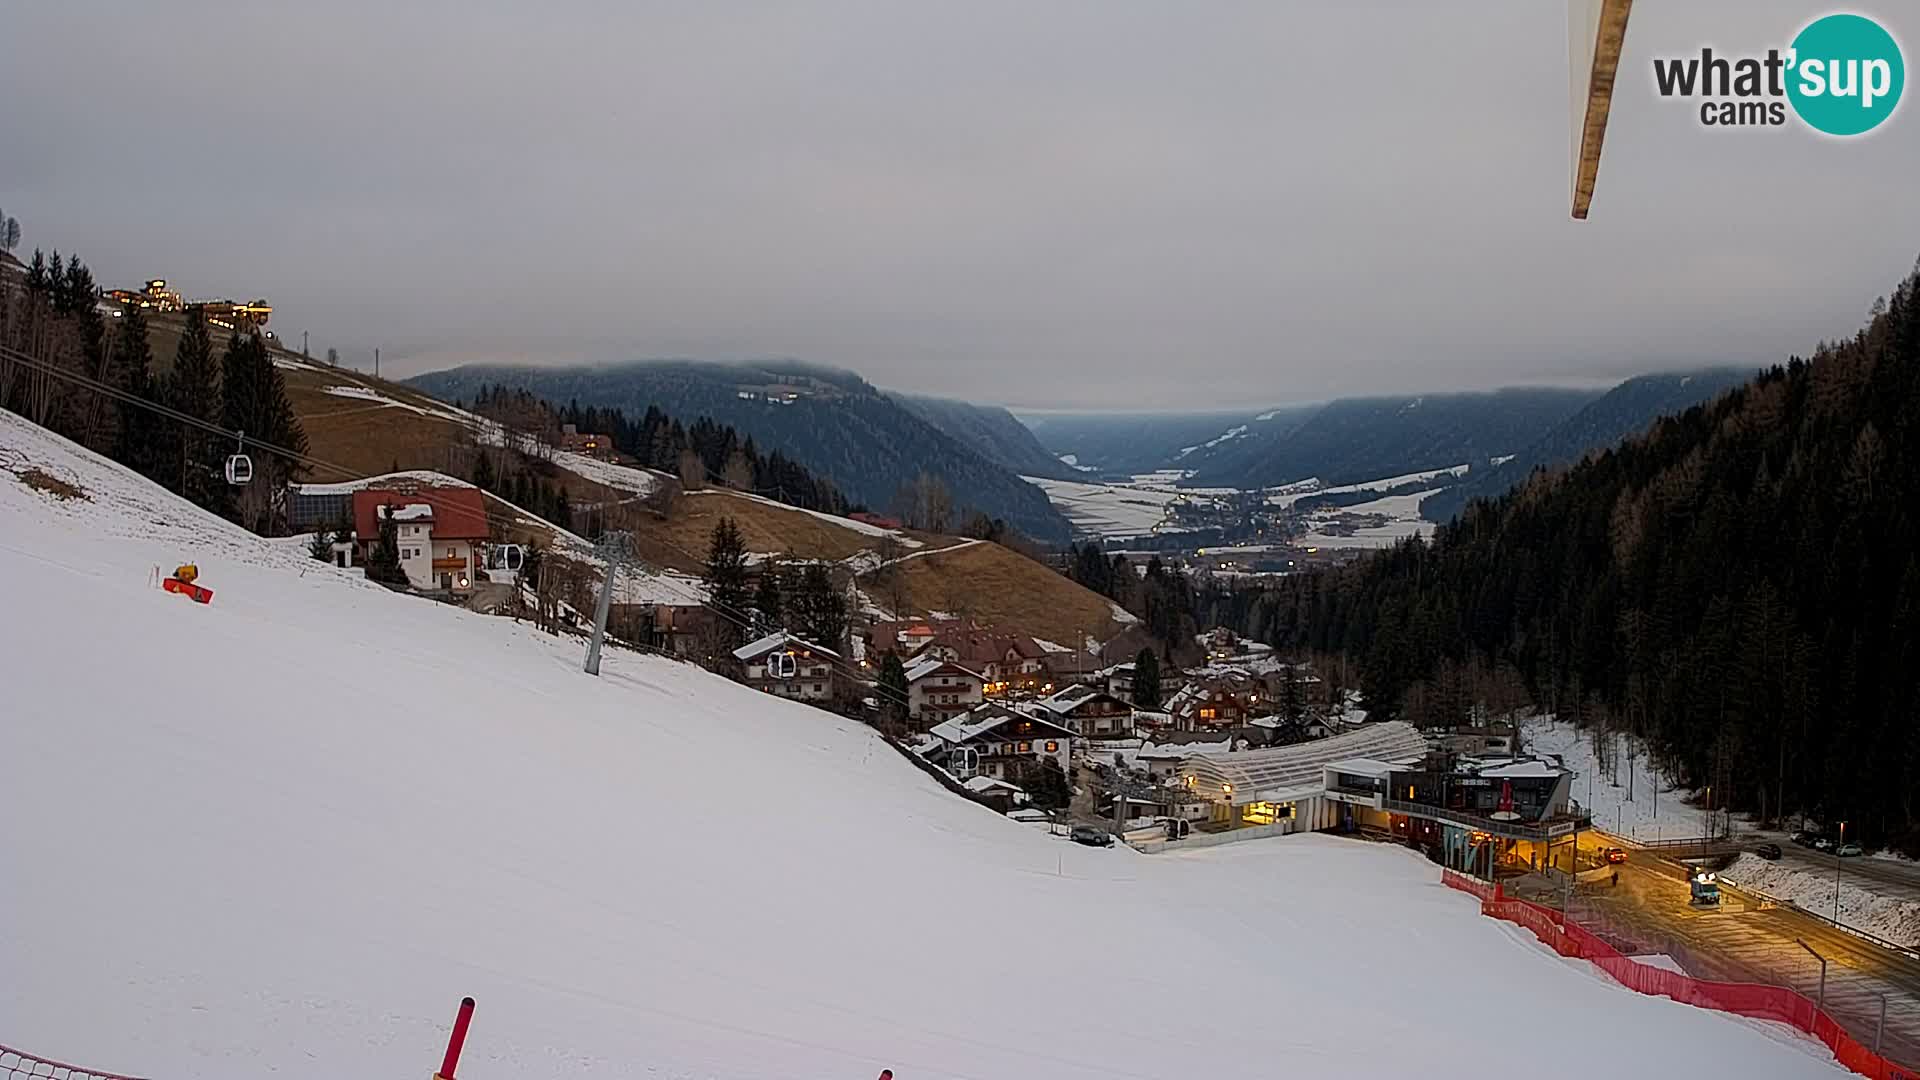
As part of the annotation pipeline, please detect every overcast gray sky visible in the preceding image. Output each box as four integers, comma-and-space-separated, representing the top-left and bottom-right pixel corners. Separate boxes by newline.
4, 2, 1915, 408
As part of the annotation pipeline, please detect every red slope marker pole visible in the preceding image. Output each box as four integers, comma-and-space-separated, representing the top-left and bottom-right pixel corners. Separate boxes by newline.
435, 997, 476, 1080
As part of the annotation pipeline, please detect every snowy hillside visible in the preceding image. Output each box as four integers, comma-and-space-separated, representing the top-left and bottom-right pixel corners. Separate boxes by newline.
0, 413, 1843, 1079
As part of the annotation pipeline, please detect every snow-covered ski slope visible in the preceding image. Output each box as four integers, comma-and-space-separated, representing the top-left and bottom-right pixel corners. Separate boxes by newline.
0, 413, 1842, 1079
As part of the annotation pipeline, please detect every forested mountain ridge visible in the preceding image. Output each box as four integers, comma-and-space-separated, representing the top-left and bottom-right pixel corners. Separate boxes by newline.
407, 361, 1071, 541
1179, 388, 1601, 489
890, 392, 1078, 480
1229, 260, 1920, 847
1419, 369, 1753, 523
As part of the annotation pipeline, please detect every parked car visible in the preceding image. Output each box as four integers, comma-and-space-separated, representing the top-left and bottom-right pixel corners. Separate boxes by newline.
1070, 825, 1115, 848
1754, 843, 1783, 860
1791, 832, 1815, 847
1812, 837, 1835, 852
1602, 846, 1628, 864
1838, 843, 1864, 857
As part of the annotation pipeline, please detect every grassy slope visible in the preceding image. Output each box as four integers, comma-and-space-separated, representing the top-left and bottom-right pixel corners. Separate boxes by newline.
277, 358, 1124, 640
886, 540, 1122, 646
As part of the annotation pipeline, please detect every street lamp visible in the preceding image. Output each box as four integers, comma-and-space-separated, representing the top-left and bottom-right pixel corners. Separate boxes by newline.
1834, 821, 1848, 925
1797, 938, 1828, 1015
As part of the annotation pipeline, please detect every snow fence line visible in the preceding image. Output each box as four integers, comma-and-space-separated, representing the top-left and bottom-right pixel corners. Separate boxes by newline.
1439, 870, 1919, 1080
1, 1043, 150, 1080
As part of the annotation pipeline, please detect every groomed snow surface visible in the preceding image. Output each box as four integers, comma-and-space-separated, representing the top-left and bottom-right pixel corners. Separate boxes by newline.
0, 414, 1844, 1079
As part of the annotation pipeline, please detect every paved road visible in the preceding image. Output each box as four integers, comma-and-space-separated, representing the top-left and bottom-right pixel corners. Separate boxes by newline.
1569, 851, 1920, 1066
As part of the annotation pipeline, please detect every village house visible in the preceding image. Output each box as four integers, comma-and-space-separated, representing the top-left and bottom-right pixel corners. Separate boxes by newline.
904, 657, 985, 728
350, 486, 490, 593
1026, 684, 1136, 739
919, 703, 1076, 784
556, 423, 615, 459
1164, 669, 1266, 732
1040, 647, 1105, 687
868, 618, 1051, 696
732, 631, 841, 703
1102, 661, 1137, 701
961, 775, 1028, 814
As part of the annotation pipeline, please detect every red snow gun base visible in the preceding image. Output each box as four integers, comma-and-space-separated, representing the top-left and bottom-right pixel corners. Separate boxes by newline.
162, 575, 214, 604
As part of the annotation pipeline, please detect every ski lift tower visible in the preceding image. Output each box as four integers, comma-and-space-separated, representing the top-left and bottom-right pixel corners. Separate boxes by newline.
584, 530, 635, 677
1568, 0, 1634, 219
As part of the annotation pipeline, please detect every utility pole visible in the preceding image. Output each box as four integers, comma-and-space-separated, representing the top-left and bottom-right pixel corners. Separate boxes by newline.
584, 531, 634, 676
301, 329, 309, 357
374, 347, 381, 379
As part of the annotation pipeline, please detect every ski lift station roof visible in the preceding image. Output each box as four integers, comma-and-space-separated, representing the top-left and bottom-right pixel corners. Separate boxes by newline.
1179, 721, 1429, 805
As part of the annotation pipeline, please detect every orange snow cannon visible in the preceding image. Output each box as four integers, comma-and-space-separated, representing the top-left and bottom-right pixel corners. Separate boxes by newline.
162, 563, 214, 604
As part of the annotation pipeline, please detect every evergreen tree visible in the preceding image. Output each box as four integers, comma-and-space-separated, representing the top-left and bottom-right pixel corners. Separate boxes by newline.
109, 305, 168, 483
1279, 662, 1304, 724
218, 331, 308, 532
877, 652, 910, 731
795, 562, 848, 651
552, 486, 572, 531
703, 516, 751, 649
471, 451, 495, 492
1019, 757, 1073, 811
1132, 648, 1162, 710
308, 526, 335, 561
364, 507, 408, 586
754, 559, 785, 632
163, 308, 228, 514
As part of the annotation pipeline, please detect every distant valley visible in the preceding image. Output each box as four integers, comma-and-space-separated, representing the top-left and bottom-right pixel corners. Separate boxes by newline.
407, 361, 1073, 542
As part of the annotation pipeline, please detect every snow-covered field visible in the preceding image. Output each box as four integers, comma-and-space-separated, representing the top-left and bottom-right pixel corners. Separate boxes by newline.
1524, 716, 1707, 841
1022, 474, 1193, 537
0, 415, 1845, 1079
1263, 464, 1471, 510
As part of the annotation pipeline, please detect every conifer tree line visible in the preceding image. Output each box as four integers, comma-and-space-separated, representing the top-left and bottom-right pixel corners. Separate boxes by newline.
463, 383, 848, 515
0, 249, 307, 533
1067, 544, 1200, 660
1194, 258, 1920, 848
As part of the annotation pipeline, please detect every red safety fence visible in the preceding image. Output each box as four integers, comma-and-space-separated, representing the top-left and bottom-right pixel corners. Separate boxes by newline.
1, 1044, 149, 1080
1440, 867, 1495, 901
1440, 872, 1919, 1080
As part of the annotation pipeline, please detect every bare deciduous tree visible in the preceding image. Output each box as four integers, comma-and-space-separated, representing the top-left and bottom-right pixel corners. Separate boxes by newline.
678, 448, 707, 490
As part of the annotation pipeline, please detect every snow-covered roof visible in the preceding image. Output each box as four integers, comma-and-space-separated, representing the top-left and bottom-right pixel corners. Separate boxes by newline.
388, 503, 433, 522
1179, 722, 1429, 803
929, 705, 1075, 746
904, 657, 980, 683
1478, 759, 1563, 780
963, 775, 1024, 795
731, 630, 841, 662
1326, 757, 1398, 779
1031, 684, 1101, 713
291, 470, 475, 496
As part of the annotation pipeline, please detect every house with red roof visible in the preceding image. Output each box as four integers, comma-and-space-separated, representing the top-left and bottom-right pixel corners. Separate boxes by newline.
351, 486, 491, 593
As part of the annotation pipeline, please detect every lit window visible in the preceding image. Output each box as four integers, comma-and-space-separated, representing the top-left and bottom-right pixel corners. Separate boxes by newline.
1018, 741, 1031, 753
1045, 741, 1059, 753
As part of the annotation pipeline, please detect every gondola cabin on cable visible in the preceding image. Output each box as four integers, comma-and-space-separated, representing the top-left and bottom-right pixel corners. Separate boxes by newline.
732, 630, 842, 702
224, 432, 253, 486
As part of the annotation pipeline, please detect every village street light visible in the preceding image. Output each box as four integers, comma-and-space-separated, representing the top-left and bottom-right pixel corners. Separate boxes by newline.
1834, 821, 1848, 925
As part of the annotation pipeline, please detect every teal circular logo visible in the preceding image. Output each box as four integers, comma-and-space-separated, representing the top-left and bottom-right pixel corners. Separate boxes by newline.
1787, 14, 1904, 136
